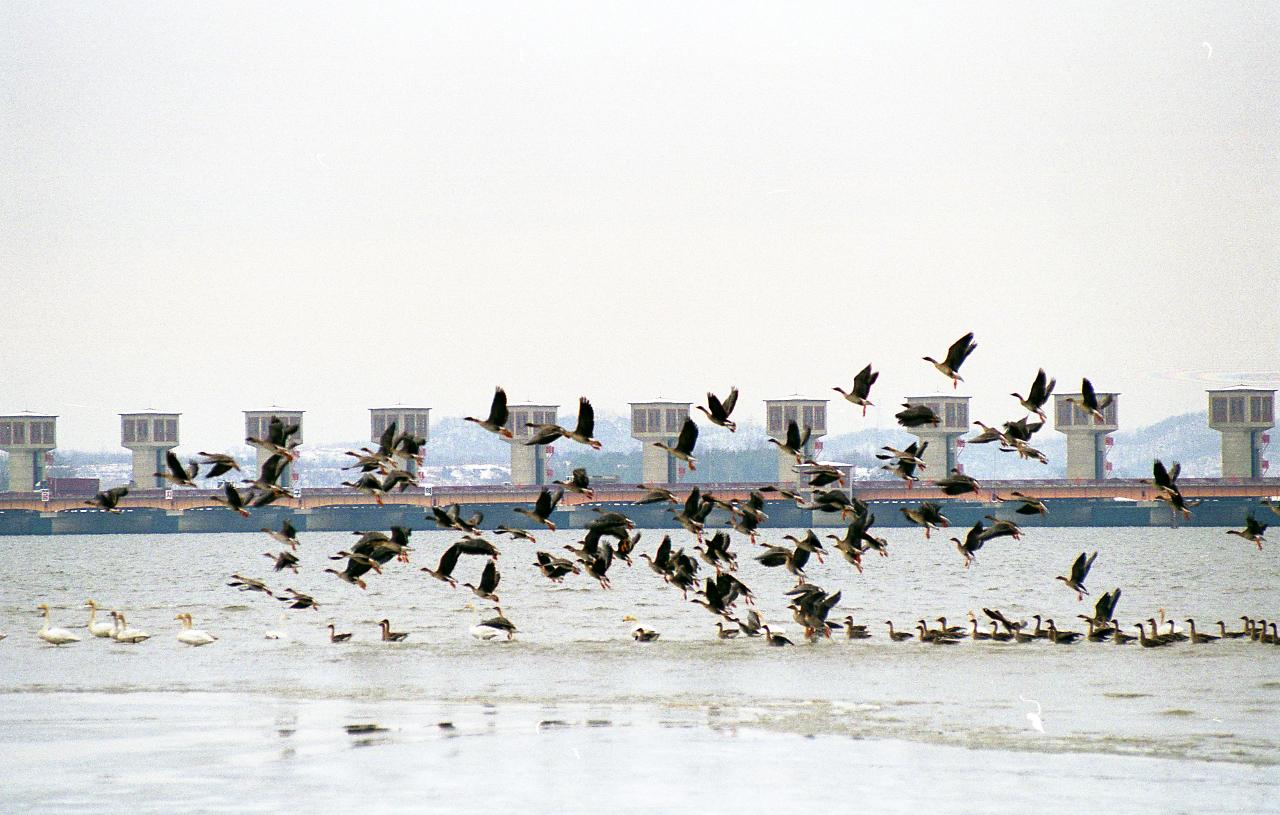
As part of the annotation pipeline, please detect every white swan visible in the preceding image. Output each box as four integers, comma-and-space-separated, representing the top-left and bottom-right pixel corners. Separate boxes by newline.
37, 604, 81, 645
85, 600, 114, 638
111, 611, 151, 643
264, 613, 289, 640
175, 613, 217, 646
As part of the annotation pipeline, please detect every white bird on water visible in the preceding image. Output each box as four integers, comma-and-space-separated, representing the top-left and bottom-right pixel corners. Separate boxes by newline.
111, 611, 151, 644
175, 613, 218, 647
1019, 696, 1045, 733
37, 604, 81, 645
85, 599, 114, 638
264, 614, 289, 640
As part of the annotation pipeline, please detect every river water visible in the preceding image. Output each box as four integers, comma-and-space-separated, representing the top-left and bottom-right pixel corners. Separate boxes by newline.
1, 527, 1278, 813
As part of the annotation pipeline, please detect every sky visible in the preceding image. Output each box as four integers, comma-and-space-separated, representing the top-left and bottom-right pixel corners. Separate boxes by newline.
2, 2, 1277, 450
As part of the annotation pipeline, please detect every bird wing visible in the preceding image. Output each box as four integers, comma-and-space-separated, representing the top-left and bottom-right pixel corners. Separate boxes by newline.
784, 420, 801, 450
575, 398, 595, 438
721, 387, 739, 416
547, 488, 564, 514
854, 364, 878, 395
437, 543, 462, 576
707, 392, 725, 420
945, 332, 976, 370
533, 488, 553, 517
480, 560, 499, 593
677, 418, 699, 454
1069, 551, 1087, 581
165, 451, 185, 480
1081, 378, 1097, 408
378, 421, 398, 455
488, 387, 509, 426
1081, 551, 1098, 581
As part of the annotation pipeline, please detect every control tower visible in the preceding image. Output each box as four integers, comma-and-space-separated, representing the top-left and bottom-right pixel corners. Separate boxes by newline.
630, 400, 691, 484
1054, 391, 1118, 480
906, 395, 970, 477
1208, 387, 1274, 479
0, 412, 57, 492
765, 397, 828, 484
504, 403, 558, 486
244, 408, 304, 486
120, 411, 180, 489
370, 406, 430, 473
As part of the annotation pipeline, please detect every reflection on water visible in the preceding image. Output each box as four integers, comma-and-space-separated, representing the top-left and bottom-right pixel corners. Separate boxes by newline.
0, 528, 1278, 811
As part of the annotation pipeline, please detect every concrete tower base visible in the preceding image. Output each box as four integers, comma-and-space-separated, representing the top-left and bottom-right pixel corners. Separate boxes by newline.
1064, 432, 1109, 480
641, 443, 677, 484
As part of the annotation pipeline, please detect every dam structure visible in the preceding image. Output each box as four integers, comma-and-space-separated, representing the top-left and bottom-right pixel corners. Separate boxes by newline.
2, 390, 1278, 535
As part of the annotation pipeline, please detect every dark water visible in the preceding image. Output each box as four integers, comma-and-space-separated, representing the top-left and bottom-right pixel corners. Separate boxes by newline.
1, 527, 1278, 812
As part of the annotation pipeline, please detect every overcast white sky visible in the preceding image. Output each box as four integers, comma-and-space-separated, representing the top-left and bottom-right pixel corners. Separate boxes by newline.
2, 3, 1277, 450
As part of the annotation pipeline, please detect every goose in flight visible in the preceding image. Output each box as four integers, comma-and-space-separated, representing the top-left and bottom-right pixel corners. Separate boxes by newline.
923, 332, 976, 389
696, 387, 739, 431
833, 364, 878, 416
465, 387, 514, 439
1011, 368, 1055, 420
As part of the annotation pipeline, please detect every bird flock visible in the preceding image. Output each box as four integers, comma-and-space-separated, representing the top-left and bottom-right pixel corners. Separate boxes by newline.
27, 332, 1277, 649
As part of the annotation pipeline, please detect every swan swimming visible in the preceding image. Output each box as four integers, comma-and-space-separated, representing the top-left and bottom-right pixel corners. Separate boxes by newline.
111, 611, 151, 644
85, 600, 114, 638
175, 613, 218, 646
264, 613, 289, 640
37, 604, 81, 645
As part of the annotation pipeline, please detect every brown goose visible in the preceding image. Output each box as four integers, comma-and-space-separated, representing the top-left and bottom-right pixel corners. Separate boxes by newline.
767, 420, 811, 462
198, 452, 241, 479
552, 467, 594, 499
995, 491, 1048, 516
463, 560, 501, 603
895, 403, 941, 429
884, 621, 913, 642
378, 619, 409, 642
327, 624, 352, 643
654, 417, 699, 471
1044, 619, 1082, 644
696, 387, 739, 431
156, 451, 199, 488
495, 524, 537, 543
1134, 622, 1172, 648
632, 627, 660, 643
1226, 513, 1267, 550
1185, 619, 1219, 644
1066, 378, 1112, 423
934, 470, 980, 497
263, 550, 300, 573
1055, 551, 1097, 601
263, 519, 300, 550
636, 484, 679, 505
1216, 620, 1248, 639
560, 398, 603, 449
513, 487, 563, 531
464, 387, 514, 439
1011, 368, 1055, 420
210, 482, 251, 518
923, 332, 976, 389
900, 502, 950, 539
833, 364, 879, 416
761, 625, 793, 647
85, 486, 129, 513
477, 607, 517, 640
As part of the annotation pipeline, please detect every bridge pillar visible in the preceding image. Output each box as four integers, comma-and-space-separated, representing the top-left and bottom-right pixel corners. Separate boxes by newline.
1054, 391, 1119, 480
1208, 388, 1275, 479
120, 411, 180, 489
244, 408, 304, 487
630, 400, 691, 484
502, 403, 558, 486
370, 405, 431, 475
765, 398, 828, 484
905, 395, 970, 477
0, 412, 57, 492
